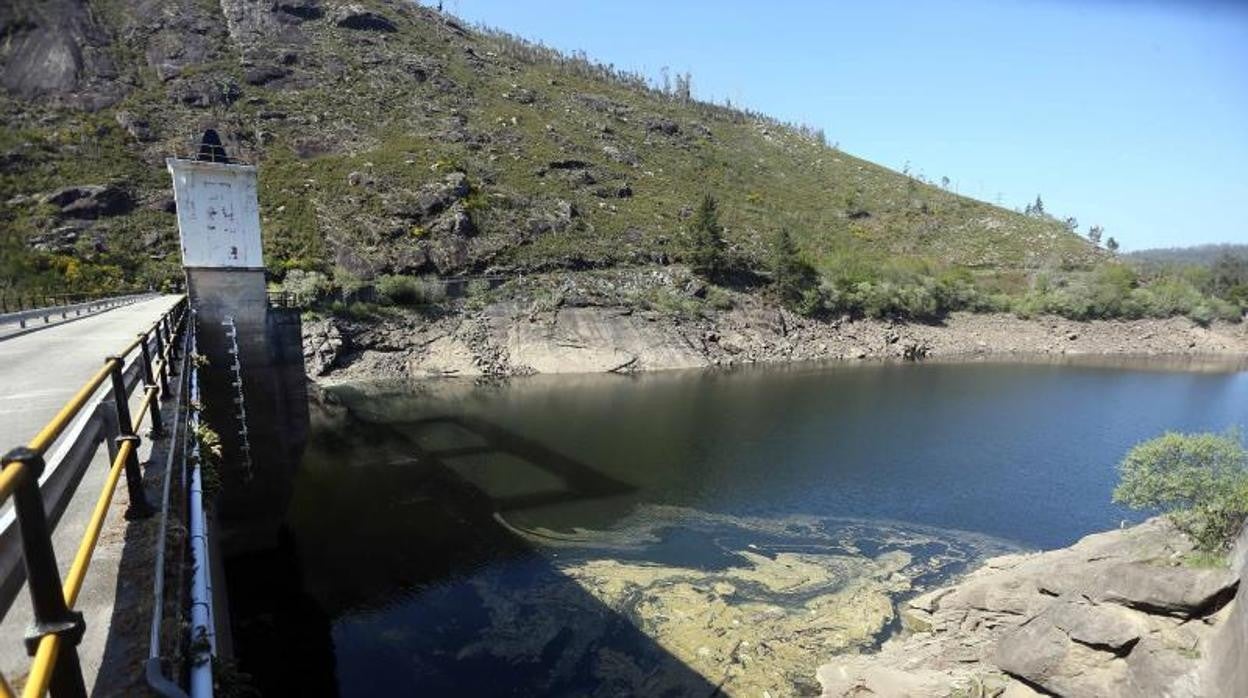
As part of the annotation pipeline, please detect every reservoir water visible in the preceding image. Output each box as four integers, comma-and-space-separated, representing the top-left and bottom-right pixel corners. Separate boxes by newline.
225, 357, 1248, 696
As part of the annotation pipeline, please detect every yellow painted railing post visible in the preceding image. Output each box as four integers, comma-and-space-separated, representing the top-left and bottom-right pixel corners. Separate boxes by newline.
0, 449, 87, 698
1, 295, 187, 697
105, 358, 155, 521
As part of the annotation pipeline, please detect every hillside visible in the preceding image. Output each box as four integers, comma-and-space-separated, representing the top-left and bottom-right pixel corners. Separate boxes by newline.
0, 0, 1097, 298
1127, 244, 1248, 268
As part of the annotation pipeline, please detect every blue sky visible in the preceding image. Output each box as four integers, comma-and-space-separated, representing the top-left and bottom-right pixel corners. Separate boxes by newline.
439, 0, 1247, 251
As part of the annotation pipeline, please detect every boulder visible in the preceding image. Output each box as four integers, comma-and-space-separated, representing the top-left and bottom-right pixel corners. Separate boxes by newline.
114, 111, 154, 142
1046, 600, 1144, 653
331, 4, 396, 31
430, 203, 476, 238
303, 319, 346, 376
274, 0, 323, 20
42, 185, 132, 219
171, 76, 241, 108
427, 235, 469, 273
1091, 562, 1238, 617
995, 615, 1128, 696
396, 172, 470, 219
27, 227, 81, 254
908, 586, 955, 613
645, 116, 680, 136
243, 64, 290, 86
601, 145, 640, 167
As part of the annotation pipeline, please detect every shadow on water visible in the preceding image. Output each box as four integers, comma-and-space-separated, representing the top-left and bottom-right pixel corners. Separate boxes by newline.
224, 394, 721, 697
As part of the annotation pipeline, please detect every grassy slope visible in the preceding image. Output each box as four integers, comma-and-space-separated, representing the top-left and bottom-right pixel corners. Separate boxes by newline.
0, 1, 1097, 296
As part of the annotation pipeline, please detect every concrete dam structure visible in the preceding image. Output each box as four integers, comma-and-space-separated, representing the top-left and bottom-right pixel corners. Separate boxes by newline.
167, 138, 309, 555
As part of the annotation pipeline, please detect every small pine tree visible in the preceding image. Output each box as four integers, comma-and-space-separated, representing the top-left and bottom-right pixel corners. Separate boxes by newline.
686, 194, 726, 278
1087, 225, 1104, 246
771, 228, 818, 308
1106, 237, 1119, 253
1026, 195, 1045, 217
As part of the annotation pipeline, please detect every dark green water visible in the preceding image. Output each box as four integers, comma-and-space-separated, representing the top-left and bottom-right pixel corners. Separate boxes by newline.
226, 357, 1248, 696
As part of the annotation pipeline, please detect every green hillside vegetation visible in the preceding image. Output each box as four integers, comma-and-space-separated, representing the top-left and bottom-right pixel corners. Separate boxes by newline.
0, 0, 1240, 323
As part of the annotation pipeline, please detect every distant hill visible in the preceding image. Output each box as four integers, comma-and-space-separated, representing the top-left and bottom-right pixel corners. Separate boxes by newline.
1126, 244, 1248, 268
0, 0, 1097, 295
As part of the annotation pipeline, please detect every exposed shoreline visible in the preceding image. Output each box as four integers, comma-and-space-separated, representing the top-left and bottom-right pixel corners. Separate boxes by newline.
817, 518, 1244, 697
303, 299, 1248, 383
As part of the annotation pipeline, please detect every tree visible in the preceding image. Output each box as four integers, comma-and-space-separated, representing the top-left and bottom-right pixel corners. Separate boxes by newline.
1113, 431, 1248, 551
1025, 195, 1045, 217
770, 228, 819, 311
1106, 237, 1119, 253
1087, 225, 1104, 247
674, 72, 692, 101
686, 194, 726, 278
1211, 253, 1248, 299
1063, 217, 1078, 233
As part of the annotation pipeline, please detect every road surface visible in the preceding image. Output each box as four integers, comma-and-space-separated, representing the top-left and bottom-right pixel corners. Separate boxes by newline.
0, 294, 182, 453
0, 293, 182, 692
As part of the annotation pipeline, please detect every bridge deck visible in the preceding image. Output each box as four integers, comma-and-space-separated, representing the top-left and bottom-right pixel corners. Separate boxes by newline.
0, 295, 182, 452
0, 294, 183, 693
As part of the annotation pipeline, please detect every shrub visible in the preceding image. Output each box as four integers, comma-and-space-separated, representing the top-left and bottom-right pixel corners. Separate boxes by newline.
280, 269, 333, 305
375, 274, 446, 306
1113, 430, 1248, 551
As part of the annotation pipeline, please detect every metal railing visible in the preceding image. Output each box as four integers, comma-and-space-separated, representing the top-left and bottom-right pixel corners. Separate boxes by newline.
0, 296, 188, 697
0, 294, 154, 334
0, 291, 150, 315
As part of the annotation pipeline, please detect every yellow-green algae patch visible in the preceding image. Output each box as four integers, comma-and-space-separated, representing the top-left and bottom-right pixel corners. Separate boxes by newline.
459, 506, 1020, 696
561, 550, 912, 695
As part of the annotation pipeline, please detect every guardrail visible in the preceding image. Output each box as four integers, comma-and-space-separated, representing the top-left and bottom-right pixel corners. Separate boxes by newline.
0, 296, 188, 697
0, 291, 154, 315
0, 294, 154, 334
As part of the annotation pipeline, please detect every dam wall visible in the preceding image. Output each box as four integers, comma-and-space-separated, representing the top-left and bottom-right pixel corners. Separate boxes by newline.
187, 268, 307, 554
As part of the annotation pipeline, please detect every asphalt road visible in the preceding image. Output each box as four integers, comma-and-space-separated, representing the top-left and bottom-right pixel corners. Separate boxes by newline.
0, 293, 183, 692
0, 294, 181, 453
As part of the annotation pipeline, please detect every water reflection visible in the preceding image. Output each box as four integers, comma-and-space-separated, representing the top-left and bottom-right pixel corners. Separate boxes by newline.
225, 358, 1248, 695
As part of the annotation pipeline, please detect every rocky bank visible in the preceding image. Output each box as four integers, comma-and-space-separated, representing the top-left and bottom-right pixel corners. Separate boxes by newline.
818, 518, 1242, 697
303, 297, 1248, 382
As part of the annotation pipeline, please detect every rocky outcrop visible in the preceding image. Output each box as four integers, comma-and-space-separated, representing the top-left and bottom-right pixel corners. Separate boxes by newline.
330, 3, 397, 31
1203, 524, 1248, 695
302, 317, 347, 376
817, 518, 1240, 697
305, 289, 1248, 383
41, 184, 132, 219
0, 0, 125, 109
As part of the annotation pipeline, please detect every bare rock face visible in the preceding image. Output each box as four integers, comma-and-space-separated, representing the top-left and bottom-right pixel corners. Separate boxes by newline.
42, 184, 133, 219
114, 110, 154, 142
303, 318, 347, 376
388, 172, 471, 221
220, 0, 310, 47
330, 4, 397, 31
27, 226, 84, 254
426, 235, 469, 274
273, 0, 323, 22
819, 518, 1239, 698
1090, 562, 1238, 617
0, 0, 125, 109
430, 202, 475, 238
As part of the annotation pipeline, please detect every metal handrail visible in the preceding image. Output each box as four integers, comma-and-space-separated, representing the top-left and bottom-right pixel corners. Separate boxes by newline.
0, 296, 187, 697
0, 291, 148, 316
